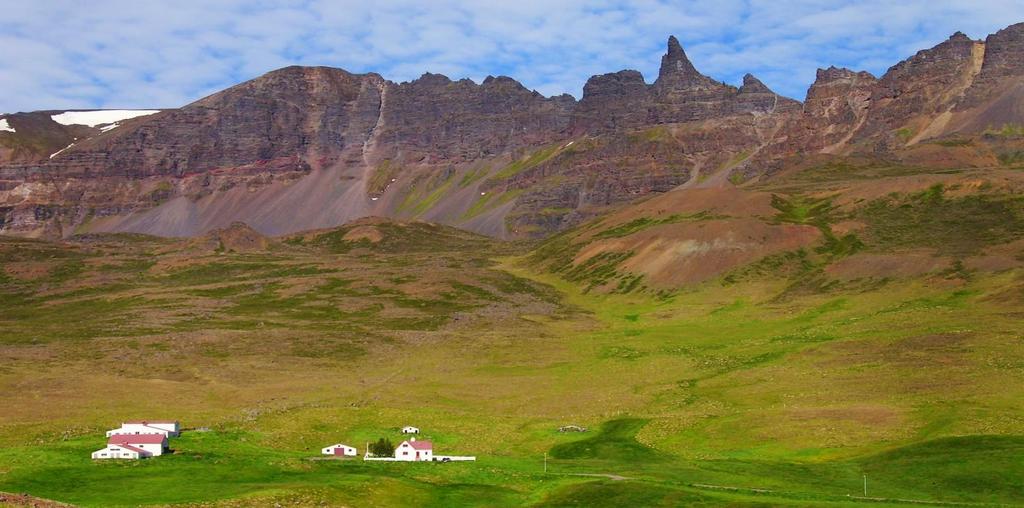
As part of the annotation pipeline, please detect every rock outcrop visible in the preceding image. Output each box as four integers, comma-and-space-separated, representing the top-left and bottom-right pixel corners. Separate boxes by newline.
787, 67, 878, 154
573, 36, 797, 132
570, 70, 649, 133
853, 32, 982, 147
953, 22, 1024, 132
195, 221, 270, 252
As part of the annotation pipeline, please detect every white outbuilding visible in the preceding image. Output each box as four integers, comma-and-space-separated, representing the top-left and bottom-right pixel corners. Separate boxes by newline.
401, 426, 420, 434
92, 443, 144, 460
394, 438, 432, 461
322, 443, 357, 457
106, 420, 180, 437
92, 434, 167, 460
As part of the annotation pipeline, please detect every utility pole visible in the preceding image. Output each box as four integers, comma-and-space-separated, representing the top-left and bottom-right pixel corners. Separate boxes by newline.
544, 452, 548, 474
863, 473, 867, 496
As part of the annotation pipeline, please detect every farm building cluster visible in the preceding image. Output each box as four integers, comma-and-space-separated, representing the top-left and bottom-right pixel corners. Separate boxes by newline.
322, 425, 474, 462
91, 421, 180, 460
88, 421, 471, 462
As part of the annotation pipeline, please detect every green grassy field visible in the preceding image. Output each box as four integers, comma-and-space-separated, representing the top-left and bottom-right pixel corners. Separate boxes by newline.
1, 212, 1023, 506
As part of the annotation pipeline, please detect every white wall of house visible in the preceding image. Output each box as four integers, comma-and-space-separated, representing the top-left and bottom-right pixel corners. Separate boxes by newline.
394, 441, 432, 461
134, 442, 165, 456
145, 421, 179, 435
401, 426, 419, 434
106, 422, 179, 437
321, 444, 357, 456
106, 425, 167, 437
92, 445, 142, 460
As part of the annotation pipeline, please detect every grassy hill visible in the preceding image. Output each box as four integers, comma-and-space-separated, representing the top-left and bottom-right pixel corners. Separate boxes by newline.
1, 161, 1023, 506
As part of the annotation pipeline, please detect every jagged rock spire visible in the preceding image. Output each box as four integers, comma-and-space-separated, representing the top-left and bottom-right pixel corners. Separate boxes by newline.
656, 35, 715, 89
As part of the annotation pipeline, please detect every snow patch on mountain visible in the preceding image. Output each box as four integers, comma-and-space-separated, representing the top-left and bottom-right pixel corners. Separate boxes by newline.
0, 119, 14, 133
50, 143, 75, 159
50, 110, 159, 127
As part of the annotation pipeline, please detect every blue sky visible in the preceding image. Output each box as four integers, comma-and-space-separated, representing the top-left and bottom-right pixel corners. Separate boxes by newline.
2, 0, 1023, 112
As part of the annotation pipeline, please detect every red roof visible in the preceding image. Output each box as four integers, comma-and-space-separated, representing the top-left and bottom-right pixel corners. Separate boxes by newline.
124, 420, 178, 425
111, 444, 146, 454
405, 440, 432, 450
109, 434, 166, 445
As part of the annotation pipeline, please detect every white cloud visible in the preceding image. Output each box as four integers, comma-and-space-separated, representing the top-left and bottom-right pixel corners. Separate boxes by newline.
0, 0, 1021, 112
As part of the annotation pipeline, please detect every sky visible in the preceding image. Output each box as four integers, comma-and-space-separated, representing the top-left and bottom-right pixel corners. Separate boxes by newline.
2, 0, 1024, 112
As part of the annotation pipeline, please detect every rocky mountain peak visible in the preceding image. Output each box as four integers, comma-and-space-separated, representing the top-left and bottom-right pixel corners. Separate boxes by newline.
814, 66, 876, 84
581, 70, 647, 98
656, 35, 716, 89
481, 75, 531, 92
411, 72, 453, 86
666, 35, 686, 59
739, 73, 772, 94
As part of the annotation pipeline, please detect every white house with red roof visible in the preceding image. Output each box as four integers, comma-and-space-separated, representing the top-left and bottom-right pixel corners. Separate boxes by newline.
92, 433, 168, 460
106, 420, 180, 437
322, 443, 357, 457
394, 438, 432, 461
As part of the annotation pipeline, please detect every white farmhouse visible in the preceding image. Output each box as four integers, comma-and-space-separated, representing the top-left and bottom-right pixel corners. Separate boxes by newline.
394, 438, 432, 461
92, 434, 167, 460
322, 443, 357, 457
106, 420, 180, 437
401, 426, 419, 434
92, 443, 145, 460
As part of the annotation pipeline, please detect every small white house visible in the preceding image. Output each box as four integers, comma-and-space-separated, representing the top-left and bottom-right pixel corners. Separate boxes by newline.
394, 438, 432, 461
401, 426, 419, 434
92, 434, 167, 460
106, 420, 180, 437
322, 443, 357, 457
92, 443, 144, 460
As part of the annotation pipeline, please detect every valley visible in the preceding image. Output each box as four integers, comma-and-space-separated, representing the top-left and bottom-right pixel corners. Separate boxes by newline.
2, 160, 1023, 505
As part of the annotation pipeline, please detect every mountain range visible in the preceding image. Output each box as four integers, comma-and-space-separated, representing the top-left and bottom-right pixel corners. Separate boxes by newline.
1, 23, 1023, 241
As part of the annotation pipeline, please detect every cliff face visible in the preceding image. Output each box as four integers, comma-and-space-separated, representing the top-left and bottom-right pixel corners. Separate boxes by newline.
858, 32, 982, 144
3, 23, 1024, 240
44, 66, 377, 179
766, 22, 1024, 159
953, 23, 1024, 132
377, 74, 575, 163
